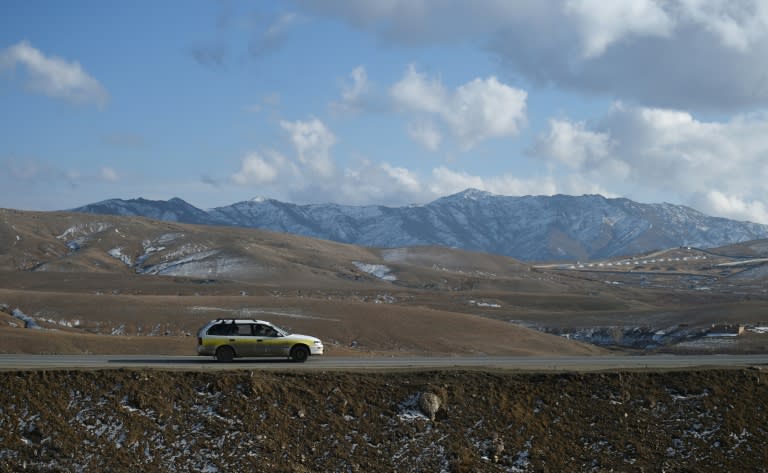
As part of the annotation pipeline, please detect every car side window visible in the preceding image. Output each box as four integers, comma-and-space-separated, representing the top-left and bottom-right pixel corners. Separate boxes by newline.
254, 324, 278, 337
236, 324, 252, 336
207, 323, 235, 336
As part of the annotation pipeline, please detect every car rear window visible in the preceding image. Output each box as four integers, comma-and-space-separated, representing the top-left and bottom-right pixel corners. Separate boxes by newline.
207, 323, 236, 336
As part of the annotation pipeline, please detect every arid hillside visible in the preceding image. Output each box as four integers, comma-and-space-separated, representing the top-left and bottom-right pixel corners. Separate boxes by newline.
1, 208, 767, 356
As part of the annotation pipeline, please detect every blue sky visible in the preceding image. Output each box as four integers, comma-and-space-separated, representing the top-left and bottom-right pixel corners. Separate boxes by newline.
2, 1, 768, 224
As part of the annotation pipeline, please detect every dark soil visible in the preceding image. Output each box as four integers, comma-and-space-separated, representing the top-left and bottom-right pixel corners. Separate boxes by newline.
1, 368, 766, 472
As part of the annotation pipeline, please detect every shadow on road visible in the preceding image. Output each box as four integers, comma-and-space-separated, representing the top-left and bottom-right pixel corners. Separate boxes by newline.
107, 358, 296, 365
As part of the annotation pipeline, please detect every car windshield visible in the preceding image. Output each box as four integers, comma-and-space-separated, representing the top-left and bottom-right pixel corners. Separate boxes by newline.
270, 324, 289, 337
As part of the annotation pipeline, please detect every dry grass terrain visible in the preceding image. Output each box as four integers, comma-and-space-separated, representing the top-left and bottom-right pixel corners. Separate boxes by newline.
1, 208, 768, 356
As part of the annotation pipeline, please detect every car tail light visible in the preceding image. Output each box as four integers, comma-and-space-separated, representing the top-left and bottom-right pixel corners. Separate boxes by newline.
197, 337, 202, 346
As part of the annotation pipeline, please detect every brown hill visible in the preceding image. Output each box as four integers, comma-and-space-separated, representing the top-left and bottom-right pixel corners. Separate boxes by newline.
1, 208, 767, 356
0, 209, 605, 356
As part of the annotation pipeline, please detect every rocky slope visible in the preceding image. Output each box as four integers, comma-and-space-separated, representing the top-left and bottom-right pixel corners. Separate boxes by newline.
72, 189, 768, 261
1, 368, 766, 472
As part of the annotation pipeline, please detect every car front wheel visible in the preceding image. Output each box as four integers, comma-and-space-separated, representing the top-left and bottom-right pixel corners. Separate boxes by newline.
290, 345, 309, 362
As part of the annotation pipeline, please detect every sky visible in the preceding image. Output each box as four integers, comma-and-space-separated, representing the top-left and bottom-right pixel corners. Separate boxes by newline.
2, 1, 768, 224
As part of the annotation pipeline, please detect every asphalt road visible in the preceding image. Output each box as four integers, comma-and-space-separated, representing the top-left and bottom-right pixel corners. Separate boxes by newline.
1, 354, 768, 371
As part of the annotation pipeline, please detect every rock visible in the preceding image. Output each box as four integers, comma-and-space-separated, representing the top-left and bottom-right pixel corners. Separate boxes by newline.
419, 392, 441, 421
491, 433, 504, 462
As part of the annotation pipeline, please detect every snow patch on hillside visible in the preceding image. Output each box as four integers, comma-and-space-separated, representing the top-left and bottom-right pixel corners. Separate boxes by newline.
108, 247, 133, 266
57, 222, 112, 240
353, 262, 396, 281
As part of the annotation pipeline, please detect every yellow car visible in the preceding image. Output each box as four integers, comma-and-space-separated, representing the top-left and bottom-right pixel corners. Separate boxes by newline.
197, 319, 324, 362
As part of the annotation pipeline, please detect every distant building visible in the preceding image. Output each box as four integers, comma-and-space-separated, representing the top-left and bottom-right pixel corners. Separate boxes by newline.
707, 324, 745, 337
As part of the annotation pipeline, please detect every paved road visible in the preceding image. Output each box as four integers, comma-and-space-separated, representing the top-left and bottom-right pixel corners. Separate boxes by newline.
1, 354, 767, 371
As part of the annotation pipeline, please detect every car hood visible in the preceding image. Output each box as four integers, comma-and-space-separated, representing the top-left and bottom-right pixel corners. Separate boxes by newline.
284, 333, 322, 343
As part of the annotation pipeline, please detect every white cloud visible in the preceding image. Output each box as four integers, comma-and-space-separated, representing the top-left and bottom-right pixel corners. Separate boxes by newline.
232, 153, 279, 185
679, 0, 768, 51
429, 167, 484, 196
534, 103, 768, 223
565, 0, 673, 57
703, 190, 768, 224
99, 167, 119, 182
381, 163, 421, 193
331, 65, 374, 115
391, 65, 527, 149
0, 40, 108, 106
391, 64, 446, 114
445, 76, 527, 149
407, 120, 442, 151
341, 65, 369, 104
302, 1, 768, 111
280, 118, 337, 178
429, 167, 560, 198
534, 119, 613, 168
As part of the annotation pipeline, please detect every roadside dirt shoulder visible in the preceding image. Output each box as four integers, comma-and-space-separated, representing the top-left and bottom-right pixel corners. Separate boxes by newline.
1, 368, 766, 472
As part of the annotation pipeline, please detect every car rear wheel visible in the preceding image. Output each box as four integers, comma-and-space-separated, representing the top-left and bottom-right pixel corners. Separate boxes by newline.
290, 345, 309, 363
215, 346, 235, 362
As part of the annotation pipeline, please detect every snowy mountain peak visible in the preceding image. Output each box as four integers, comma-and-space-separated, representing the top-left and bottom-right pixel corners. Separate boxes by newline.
458, 188, 494, 200
71, 189, 768, 262
431, 188, 495, 205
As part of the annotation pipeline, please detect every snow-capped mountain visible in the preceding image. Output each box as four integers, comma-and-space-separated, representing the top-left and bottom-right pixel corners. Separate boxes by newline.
72, 189, 768, 261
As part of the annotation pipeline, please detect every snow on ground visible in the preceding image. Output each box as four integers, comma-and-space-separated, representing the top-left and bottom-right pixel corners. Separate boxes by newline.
468, 300, 502, 308
56, 222, 112, 241
108, 247, 133, 266
11, 308, 41, 329
188, 307, 340, 322
353, 262, 396, 281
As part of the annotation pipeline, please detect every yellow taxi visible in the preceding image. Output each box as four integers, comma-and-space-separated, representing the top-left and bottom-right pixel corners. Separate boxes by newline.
197, 319, 324, 362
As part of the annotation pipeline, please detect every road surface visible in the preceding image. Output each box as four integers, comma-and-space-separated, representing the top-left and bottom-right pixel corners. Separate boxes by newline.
1, 354, 767, 371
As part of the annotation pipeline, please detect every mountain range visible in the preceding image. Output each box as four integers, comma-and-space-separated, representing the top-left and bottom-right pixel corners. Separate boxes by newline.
71, 189, 768, 262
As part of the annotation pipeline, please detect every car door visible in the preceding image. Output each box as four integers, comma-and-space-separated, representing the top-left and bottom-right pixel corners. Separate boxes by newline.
231, 323, 259, 357
256, 324, 289, 356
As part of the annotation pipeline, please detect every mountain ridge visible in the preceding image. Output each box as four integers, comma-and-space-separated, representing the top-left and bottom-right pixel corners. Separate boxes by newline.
70, 189, 768, 261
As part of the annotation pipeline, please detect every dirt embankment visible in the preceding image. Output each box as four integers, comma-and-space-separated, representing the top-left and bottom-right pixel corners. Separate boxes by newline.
1, 369, 766, 472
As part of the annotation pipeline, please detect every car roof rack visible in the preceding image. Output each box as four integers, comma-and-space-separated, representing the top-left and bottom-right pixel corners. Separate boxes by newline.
213, 318, 268, 323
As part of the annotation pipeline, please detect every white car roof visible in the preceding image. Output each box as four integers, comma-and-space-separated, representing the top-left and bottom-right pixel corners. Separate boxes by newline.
207, 319, 273, 325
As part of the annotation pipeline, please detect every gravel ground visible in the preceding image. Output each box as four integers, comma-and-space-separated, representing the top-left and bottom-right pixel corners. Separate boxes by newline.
1, 368, 767, 472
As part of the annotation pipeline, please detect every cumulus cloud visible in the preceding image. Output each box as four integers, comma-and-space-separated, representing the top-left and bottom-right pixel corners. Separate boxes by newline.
232, 153, 279, 185
391, 65, 527, 149
280, 118, 337, 178
330, 160, 424, 205
0, 40, 108, 106
300, 0, 768, 111
391, 65, 446, 114
534, 119, 613, 168
702, 191, 768, 225
331, 65, 374, 115
564, 0, 673, 58
429, 166, 560, 198
533, 103, 768, 223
